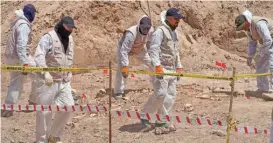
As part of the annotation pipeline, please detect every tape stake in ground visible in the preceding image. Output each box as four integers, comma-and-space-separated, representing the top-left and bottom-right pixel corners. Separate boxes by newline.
103, 69, 108, 74
131, 73, 135, 78
216, 61, 226, 69
82, 93, 87, 99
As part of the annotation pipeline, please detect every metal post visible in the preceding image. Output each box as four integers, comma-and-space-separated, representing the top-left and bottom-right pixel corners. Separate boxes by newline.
225, 67, 236, 143
109, 61, 112, 143
147, 0, 151, 20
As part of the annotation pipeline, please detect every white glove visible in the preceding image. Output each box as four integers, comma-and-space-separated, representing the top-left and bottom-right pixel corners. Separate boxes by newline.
64, 72, 72, 82
247, 57, 253, 67
44, 72, 53, 86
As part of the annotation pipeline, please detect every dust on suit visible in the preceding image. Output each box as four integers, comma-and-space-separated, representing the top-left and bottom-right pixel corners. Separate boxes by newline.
141, 13, 182, 122
114, 15, 154, 96
34, 28, 74, 142
243, 11, 273, 92
4, 9, 37, 109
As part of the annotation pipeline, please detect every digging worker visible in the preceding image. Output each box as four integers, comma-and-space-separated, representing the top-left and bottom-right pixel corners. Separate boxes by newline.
114, 15, 154, 100
235, 10, 273, 100
2, 4, 38, 117
34, 16, 76, 143
140, 7, 184, 134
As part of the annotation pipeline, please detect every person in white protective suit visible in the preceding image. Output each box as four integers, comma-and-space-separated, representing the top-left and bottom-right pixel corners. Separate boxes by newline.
140, 8, 184, 134
34, 16, 76, 143
235, 10, 273, 100
114, 15, 154, 100
2, 4, 38, 117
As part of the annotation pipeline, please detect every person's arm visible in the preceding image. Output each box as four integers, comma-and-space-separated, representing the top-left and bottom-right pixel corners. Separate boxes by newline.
145, 27, 154, 50
248, 38, 257, 58
256, 20, 273, 56
66, 38, 75, 82
148, 29, 163, 67
119, 31, 134, 67
34, 34, 54, 85
173, 32, 182, 69
16, 24, 31, 65
34, 34, 53, 68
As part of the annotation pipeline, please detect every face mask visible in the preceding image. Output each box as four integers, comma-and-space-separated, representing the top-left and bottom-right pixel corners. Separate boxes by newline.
55, 23, 71, 38
23, 9, 35, 22
139, 25, 151, 35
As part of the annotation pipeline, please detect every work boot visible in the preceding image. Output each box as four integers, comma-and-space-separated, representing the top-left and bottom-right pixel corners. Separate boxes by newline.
114, 93, 123, 100
48, 135, 62, 143
1, 110, 13, 117
140, 119, 154, 132
262, 92, 273, 101
154, 122, 176, 135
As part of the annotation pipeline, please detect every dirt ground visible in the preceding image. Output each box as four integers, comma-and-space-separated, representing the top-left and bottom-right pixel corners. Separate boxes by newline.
1, 68, 272, 143
1, 1, 273, 143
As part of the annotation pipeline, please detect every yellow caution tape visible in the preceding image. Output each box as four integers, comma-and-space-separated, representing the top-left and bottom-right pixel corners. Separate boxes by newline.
130, 70, 233, 80
1, 65, 232, 80
5, 65, 271, 80
1, 65, 108, 72
235, 72, 273, 78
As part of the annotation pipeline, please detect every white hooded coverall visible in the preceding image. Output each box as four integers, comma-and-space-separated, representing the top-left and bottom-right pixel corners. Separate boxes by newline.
141, 11, 182, 121
34, 30, 74, 142
4, 9, 37, 105
243, 10, 273, 92
114, 15, 154, 95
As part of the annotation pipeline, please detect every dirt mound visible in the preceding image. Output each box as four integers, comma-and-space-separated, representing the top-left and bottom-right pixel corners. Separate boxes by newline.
2, 1, 273, 71
2, 1, 273, 143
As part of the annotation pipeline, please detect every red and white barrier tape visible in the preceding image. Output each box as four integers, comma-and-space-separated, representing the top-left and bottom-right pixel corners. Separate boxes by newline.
1, 104, 107, 112
1, 104, 268, 135
113, 110, 269, 135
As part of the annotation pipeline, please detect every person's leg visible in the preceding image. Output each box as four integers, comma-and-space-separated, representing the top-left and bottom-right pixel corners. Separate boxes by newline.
28, 55, 38, 105
270, 108, 273, 143
256, 54, 269, 91
49, 82, 74, 141
2, 72, 26, 117
141, 76, 168, 128
114, 48, 126, 99
155, 76, 177, 134
135, 48, 155, 89
162, 76, 177, 115
36, 82, 57, 142
262, 48, 273, 100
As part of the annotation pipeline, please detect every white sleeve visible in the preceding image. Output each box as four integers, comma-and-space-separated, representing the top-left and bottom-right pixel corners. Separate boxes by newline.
148, 29, 164, 67
34, 34, 53, 67
16, 24, 31, 65
119, 31, 134, 67
256, 21, 273, 56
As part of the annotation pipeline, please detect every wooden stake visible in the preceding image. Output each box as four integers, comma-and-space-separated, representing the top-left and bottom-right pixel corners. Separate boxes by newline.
109, 61, 112, 143
225, 67, 236, 143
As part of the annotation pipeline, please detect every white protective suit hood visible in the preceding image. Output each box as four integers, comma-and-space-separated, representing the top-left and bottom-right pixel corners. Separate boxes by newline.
242, 10, 253, 23
136, 15, 152, 36
15, 10, 30, 22
160, 10, 176, 32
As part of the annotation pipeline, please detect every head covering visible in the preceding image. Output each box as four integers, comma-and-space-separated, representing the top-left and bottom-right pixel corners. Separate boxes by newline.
166, 8, 184, 19
23, 4, 37, 23
242, 10, 253, 23
139, 16, 152, 35
139, 17, 152, 28
235, 15, 247, 31
54, 16, 76, 52
62, 16, 77, 29
235, 10, 253, 31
